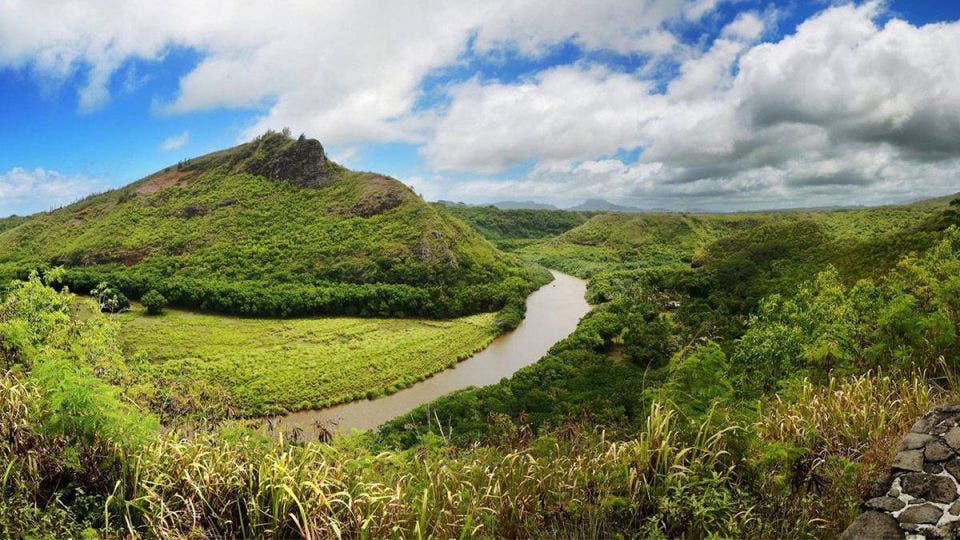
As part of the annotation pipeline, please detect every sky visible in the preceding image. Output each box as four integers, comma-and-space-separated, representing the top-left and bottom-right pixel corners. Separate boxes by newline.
1, 1, 960, 215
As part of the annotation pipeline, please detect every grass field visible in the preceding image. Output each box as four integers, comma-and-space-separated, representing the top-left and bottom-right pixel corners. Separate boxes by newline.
117, 307, 498, 415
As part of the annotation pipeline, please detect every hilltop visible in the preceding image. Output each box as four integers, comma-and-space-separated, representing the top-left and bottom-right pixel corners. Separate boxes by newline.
0, 132, 547, 317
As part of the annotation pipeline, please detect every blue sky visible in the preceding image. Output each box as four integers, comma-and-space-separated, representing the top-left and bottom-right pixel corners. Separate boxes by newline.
2, 0, 960, 215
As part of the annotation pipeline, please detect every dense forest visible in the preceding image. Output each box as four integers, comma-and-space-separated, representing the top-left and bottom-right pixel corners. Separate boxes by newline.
384, 201, 960, 442
4, 169, 960, 535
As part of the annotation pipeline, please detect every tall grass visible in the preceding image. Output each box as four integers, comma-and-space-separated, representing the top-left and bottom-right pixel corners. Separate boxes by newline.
0, 375, 750, 538
751, 371, 952, 537
110, 403, 747, 538
5, 366, 959, 537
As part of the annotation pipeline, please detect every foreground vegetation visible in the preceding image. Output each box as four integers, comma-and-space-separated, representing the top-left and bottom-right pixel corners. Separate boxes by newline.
4, 196, 960, 537
118, 306, 498, 416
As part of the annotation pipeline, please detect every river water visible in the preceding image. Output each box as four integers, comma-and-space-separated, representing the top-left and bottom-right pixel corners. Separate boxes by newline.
274, 270, 589, 436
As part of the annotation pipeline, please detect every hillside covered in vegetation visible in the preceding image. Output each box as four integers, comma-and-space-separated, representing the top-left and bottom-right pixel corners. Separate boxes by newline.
0, 132, 547, 318
386, 198, 959, 440
376, 196, 960, 535
437, 204, 593, 251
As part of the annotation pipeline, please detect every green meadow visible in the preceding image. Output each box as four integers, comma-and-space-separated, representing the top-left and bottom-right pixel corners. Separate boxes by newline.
118, 306, 498, 416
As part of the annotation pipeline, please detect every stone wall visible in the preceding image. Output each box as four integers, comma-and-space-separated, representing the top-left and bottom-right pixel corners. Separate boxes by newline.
843, 405, 960, 539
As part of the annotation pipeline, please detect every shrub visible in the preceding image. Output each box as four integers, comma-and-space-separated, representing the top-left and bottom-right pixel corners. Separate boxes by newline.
141, 290, 166, 315
91, 282, 129, 314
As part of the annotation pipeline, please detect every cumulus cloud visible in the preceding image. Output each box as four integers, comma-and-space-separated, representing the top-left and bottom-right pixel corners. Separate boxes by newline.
0, 167, 106, 216
0, 0, 706, 140
426, 2, 960, 209
423, 66, 660, 173
3, 1, 960, 209
471, 0, 711, 57
721, 12, 766, 42
160, 131, 189, 151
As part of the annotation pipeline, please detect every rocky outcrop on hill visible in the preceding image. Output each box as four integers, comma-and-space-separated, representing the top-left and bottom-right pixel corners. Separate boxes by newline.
348, 174, 414, 217
246, 135, 331, 188
843, 405, 960, 539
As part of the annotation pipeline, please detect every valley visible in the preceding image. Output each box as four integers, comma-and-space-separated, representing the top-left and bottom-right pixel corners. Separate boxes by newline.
5, 135, 960, 537
277, 270, 588, 434
6, 4, 960, 537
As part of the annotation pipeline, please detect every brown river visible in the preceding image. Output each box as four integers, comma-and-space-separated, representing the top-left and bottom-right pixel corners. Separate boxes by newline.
274, 270, 589, 436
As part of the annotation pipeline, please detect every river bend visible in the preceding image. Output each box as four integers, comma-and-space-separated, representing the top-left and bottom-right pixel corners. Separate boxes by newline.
275, 270, 589, 435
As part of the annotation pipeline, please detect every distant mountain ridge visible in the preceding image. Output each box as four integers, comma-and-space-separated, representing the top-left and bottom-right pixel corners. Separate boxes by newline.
567, 199, 643, 212
437, 200, 560, 211
491, 201, 559, 210
435, 194, 960, 215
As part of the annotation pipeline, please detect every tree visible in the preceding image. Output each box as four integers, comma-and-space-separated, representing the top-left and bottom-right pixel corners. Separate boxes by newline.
141, 290, 167, 315
660, 341, 732, 418
622, 301, 674, 368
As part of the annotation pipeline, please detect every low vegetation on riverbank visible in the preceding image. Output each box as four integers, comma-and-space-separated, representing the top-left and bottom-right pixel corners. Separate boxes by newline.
117, 305, 499, 416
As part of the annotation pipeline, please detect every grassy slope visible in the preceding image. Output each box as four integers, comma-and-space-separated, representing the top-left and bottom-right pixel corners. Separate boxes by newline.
0, 132, 542, 317
118, 306, 498, 415
516, 212, 764, 277
0, 215, 27, 234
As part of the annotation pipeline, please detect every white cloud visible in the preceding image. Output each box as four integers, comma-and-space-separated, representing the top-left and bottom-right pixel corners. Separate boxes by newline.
160, 131, 189, 151
423, 66, 660, 173
425, 2, 960, 208
0, 0, 706, 141
471, 0, 712, 57
0, 167, 106, 216
721, 12, 766, 42
4, 1, 960, 209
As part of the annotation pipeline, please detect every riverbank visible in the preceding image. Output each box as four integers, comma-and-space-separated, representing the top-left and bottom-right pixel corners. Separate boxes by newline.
274, 270, 589, 435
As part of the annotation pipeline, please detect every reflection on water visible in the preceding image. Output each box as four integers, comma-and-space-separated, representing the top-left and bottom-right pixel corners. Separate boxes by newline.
273, 271, 589, 436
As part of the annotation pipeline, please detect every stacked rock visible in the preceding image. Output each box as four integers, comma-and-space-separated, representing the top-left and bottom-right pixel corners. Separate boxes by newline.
843, 405, 960, 539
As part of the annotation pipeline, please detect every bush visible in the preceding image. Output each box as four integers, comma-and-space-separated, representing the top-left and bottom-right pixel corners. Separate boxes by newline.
141, 290, 166, 315
91, 282, 129, 314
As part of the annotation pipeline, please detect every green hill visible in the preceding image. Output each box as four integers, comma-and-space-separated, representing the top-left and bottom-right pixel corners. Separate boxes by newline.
435, 204, 593, 251
516, 201, 946, 279
516, 211, 769, 277
0, 215, 27, 234
0, 132, 546, 317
